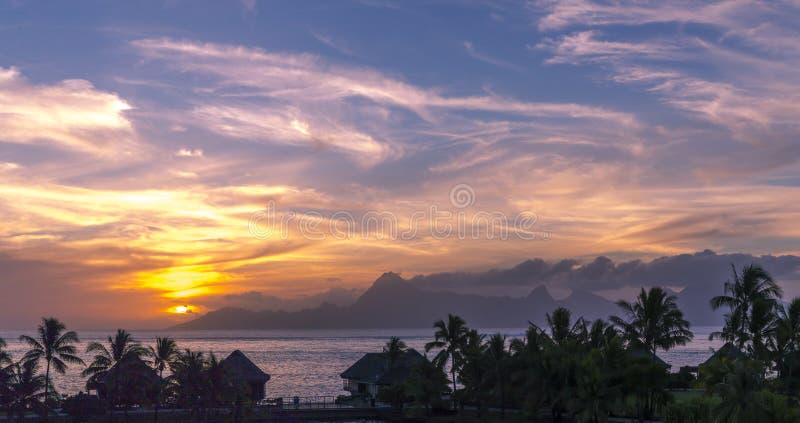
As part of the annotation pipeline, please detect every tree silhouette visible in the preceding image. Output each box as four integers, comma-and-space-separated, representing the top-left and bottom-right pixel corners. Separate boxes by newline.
149, 337, 178, 423
6, 360, 48, 421
19, 317, 84, 417
425, 314, 468, 402
405, 359, 449, 416
382, 337, 407, 368
168, 349, 208, 420
710, 264, 782, 354
82, 329, 148, 387
611, 286, 693, 356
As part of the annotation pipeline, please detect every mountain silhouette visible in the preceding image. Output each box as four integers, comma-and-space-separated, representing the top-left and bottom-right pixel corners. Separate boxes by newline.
171, 272, 621, 330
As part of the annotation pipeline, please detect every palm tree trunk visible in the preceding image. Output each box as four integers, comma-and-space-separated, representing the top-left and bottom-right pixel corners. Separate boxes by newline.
44, 359, 51, 422
451, 365, 457, 409
154, 369, 162, 423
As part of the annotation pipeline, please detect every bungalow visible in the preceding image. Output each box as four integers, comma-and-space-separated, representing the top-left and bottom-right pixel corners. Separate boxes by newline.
697, 342, 746, 377
86, 355, 160, 402
701, 342, 746, 367
222, 350, 271, 402
340, 349, 424, 398
627, 347, 671, 369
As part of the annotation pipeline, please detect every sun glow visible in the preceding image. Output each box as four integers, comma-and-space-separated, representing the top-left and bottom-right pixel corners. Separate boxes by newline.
137, 267, 228, 299
173, 305, 189, 313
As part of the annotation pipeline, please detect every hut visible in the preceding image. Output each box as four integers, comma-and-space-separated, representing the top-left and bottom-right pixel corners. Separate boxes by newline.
701, 342, 746, 367
340, 349, 424, 398
627, 347, 671, 369
86, 355, 160, 403
698, 342, 746, 377
221, 350, 271, 402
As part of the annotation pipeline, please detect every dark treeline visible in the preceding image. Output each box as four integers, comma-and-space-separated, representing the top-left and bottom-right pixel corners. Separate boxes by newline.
380, 264, 800, 422
0, 324, 255, 422
2, 263, 800, 422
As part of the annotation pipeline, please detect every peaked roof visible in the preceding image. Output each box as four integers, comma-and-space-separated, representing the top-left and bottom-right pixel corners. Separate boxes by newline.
340, 348, 424, 385
627, 347, 671, 368
87, 354, 160, 390
702, 342, 746, 366
222, 350, 271, 383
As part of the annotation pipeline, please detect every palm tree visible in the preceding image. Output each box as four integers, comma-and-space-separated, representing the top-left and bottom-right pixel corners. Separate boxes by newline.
425, 314, 468, 400
0, 338, 9, 366
611, 287, 693, 355
710, 359, 765, 423
772, 298, 800, 380
82, 329, 148, 387
586, 319, 618, 349
7, 360, 48, 421
149, 337, 178, 423
711, 264, 782, 352
546, 307, 583, 346
405, 359, 449, 416
168, 349, 209, 420
19, 317, 84, 414
484, 334, 509, 416
383, 337, 407, 368
0, 338, 13, 421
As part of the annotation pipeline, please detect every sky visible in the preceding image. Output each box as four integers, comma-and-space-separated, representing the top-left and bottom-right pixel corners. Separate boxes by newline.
1, 0, 799, 329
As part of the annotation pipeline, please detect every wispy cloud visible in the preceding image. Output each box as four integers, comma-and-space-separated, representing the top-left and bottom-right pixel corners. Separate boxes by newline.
310, 30, 358, 56
536, 30, 683, 65
462, 40, 523, 71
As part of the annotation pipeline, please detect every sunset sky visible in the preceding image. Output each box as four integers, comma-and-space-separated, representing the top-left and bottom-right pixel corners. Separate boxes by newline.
1, 0, 799, 329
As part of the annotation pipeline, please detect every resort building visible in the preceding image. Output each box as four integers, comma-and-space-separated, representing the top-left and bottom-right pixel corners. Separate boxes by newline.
627, 347, 671, 369
340, 349, 424, 398
86, 355, 160, 401
221, 350, 272, 402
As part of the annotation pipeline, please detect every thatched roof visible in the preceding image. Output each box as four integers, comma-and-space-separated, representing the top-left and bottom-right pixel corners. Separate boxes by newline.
701, 342, 745, 366
340, 349, 424, 386
627, 347, 671, 369
222, 350, 271, 383
86, 355, 160, 391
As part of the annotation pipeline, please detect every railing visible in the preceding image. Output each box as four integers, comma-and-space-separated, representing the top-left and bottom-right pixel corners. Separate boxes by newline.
258, 396, 354, 409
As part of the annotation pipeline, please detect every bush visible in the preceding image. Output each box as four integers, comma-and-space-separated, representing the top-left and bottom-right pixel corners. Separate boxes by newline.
662, 395, 716, 423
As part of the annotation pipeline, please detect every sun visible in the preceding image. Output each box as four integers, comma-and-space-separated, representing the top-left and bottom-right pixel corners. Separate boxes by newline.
172, 305, 191, 314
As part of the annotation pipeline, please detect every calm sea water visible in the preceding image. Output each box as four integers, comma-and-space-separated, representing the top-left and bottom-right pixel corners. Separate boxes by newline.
0, 327, 723, 398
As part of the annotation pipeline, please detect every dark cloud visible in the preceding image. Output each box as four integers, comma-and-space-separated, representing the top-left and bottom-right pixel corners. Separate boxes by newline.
410, 250, 800, 294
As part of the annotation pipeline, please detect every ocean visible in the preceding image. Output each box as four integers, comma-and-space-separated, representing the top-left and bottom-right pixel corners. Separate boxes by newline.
0, 327, 723, 398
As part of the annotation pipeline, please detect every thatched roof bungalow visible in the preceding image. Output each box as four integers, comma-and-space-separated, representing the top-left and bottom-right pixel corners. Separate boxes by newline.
627, 347, 671, 369
701, 342, 746, 367
340, 349, 424, 398
86, 355, 160, 403
221, 350, 271, 402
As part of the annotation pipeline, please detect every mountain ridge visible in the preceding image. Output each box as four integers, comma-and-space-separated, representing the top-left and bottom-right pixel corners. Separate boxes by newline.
171, 272, 631, 330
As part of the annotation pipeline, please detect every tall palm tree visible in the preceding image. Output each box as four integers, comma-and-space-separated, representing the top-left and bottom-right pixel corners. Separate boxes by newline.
772, 298, 800, 379
168, 349, 208, 419
19, 317, 84, 413
425, 314, 468, 398
149, 337, 178, 423
484, 334, 509, 416
711, 264, 782, 352
383, 337, 407, 368
611, 286, 693, 355
82, 329, 149, 387
546, 307, 583, 346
